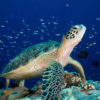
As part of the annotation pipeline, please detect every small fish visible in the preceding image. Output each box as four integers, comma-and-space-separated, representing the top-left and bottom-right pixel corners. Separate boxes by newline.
92, 61, 99, 67
77, 51, 88, 59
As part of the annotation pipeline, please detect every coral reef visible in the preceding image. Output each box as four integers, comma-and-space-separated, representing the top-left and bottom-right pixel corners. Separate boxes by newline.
0, 71, 100, 100
0, 87, 29, 100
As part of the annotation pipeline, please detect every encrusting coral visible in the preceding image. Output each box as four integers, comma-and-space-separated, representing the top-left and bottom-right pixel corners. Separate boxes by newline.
0, 70, 98, 100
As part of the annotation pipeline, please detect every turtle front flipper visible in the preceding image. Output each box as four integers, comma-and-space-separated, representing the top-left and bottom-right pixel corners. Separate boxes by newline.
68, 56, 86, 81
41, 61, 64, 100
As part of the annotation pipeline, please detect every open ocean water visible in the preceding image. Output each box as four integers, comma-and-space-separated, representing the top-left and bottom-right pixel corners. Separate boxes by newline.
0, 0, 100, 100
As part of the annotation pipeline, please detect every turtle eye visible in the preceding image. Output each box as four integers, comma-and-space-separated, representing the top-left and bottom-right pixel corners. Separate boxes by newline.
73, 27, 78, 30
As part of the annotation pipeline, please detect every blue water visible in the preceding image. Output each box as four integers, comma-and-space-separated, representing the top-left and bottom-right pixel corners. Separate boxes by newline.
0, 0, 100, 89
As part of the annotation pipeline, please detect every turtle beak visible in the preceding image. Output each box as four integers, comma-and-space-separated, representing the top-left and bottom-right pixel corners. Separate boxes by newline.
77, 24, 86, 40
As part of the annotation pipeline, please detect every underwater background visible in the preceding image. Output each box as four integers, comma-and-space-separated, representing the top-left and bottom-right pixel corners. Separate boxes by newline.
0, 0, 100, 89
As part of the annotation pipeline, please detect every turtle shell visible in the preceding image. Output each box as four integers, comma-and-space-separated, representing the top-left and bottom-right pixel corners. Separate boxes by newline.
1, 40, 60, 74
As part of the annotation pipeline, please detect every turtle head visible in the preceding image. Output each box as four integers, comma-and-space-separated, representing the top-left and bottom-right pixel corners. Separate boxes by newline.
64, 24, 86, 46
57, 25, 86, 65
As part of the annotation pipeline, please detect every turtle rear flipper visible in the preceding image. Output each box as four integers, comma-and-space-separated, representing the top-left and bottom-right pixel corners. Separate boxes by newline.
41, 61, 64, 100
0, 71, 14, 78
6, 79, 10, 89
0, 66, 31, 80
15, 80, 25, 87
0, 69, 26, 88
0, 73, 25, 89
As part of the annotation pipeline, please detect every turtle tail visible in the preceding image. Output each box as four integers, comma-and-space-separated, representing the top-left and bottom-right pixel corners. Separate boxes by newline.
41, 61, 64, 100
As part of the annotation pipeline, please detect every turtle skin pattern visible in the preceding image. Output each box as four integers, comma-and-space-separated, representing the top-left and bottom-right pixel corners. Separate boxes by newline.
41, 61, 64, 100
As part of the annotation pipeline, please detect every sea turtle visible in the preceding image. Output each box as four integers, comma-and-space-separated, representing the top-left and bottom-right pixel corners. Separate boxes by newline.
0, 24, 86, 89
